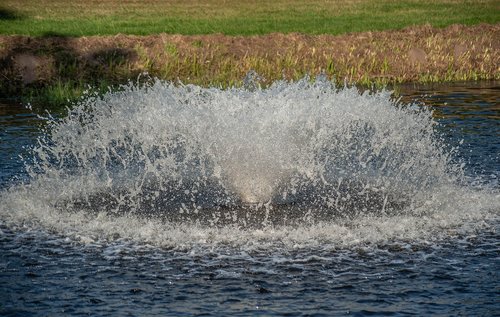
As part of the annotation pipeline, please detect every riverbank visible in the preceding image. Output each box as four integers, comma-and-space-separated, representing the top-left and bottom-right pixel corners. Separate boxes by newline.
1, 23, 498, 105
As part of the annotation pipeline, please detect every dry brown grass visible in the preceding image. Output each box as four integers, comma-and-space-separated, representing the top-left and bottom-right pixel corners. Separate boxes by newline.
0, 23, 498, 103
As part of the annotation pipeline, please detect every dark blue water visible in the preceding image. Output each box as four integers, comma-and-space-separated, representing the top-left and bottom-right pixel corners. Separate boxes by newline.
0, 103, 42, 188
0, 81, 498, 316
1, 228, 498, 316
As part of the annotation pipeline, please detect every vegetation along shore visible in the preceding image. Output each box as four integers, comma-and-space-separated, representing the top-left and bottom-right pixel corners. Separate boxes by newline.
0, 0, 498, 106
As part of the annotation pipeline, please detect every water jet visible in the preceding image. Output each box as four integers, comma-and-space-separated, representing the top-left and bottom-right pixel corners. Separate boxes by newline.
22, 78, 459, 227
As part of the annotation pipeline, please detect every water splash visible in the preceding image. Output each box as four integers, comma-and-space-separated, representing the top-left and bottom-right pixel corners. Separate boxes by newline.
0, 78, 497, 248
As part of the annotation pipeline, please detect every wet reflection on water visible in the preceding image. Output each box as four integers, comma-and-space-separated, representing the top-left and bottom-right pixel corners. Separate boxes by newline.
399, 81, 499, 182
399, 80, 499, 121
0, 101, 41, 186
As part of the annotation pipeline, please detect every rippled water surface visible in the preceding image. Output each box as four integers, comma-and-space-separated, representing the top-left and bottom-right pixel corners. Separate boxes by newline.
0, 80, 498, 316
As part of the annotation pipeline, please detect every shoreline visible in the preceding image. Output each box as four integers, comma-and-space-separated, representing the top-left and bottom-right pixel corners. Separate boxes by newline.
1, 23, 498, 106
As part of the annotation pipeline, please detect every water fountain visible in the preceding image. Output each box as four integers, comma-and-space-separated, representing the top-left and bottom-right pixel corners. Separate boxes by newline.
1, 77, 498, 317
14, 77, 461, 228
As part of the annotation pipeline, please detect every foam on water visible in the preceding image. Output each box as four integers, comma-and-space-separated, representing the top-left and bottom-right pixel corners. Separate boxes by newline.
0, 78, 498, 250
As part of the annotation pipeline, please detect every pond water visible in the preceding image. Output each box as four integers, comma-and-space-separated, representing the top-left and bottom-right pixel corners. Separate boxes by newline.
0, 80, 498, 316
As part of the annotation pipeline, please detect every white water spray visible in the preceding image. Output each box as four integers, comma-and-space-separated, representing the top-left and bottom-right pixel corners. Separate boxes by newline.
0, 78, 497, 248
24, 79, 459, 215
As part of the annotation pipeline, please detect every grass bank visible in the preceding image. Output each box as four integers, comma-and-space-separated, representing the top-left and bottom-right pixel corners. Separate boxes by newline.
0, 0, 498, 36
1, 24, 498, 107
0, 1, 498, 107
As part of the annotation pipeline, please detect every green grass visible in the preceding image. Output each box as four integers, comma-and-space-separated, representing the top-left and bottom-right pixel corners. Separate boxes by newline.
0, 0, 498, 36
21, 80, 116, 112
